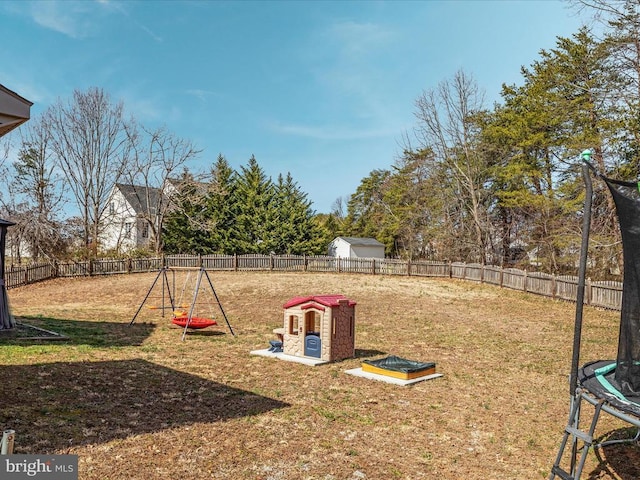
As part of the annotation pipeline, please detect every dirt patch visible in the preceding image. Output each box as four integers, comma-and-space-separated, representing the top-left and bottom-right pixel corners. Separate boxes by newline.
1, 271, 638, 479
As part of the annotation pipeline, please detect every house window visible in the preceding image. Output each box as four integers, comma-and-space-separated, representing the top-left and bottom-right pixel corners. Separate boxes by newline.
124, 222, 133, 239
141, 223, 149, 239
288, 315, 299, 335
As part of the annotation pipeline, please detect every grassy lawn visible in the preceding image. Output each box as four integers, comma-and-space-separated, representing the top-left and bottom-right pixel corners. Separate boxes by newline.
0, 271, 638, 479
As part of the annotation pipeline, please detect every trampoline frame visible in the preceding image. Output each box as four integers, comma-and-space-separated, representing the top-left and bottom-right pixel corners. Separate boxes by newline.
549, 157, 640, 480
551, 383, 640, 479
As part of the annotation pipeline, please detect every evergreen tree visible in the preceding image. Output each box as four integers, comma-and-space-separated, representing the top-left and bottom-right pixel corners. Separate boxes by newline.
343, 169, 391, 242
234, 155, 274, 254
481, 28, 617, 272
271, 173, 326, 255
205, 154, 240, 253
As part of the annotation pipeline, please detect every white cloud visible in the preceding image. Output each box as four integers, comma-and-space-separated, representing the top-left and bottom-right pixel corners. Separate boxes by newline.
325, 20, 395, 59
266, 120, 397, 141
27, 1, 95, 39
16, 0, 162, 42
184, 89, 220, 102
100, 1, 163, 42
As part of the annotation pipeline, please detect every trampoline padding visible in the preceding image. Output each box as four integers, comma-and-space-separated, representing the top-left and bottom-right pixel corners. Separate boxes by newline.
578, 360, 640, 418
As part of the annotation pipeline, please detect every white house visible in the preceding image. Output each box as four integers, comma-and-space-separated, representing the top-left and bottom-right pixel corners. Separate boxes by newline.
327, 237, 385, 259
100, 183, 165, 253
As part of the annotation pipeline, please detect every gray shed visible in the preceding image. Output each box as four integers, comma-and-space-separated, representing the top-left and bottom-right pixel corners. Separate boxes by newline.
328, 237, 385, 259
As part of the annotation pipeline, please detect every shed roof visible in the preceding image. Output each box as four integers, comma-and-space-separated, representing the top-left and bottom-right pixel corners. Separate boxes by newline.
283, 294, 356, 309
333, 236, 384, 247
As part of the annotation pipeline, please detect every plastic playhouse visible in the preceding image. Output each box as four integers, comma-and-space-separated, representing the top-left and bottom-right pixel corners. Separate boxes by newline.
252, 294, 357, 365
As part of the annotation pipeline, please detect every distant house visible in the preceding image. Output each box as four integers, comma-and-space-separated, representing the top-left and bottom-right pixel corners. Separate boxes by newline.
327, 237, 385, 259
100, 183, 165, 253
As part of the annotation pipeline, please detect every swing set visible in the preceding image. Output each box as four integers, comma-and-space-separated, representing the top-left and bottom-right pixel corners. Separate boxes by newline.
129, 266, 235, 341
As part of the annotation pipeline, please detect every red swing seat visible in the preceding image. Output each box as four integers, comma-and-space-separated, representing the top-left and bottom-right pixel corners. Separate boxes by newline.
172, 316, 217, 329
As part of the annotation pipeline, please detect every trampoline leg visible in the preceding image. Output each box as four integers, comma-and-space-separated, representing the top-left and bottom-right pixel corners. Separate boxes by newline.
594, 426, 640, 449
549, 391, 603, 480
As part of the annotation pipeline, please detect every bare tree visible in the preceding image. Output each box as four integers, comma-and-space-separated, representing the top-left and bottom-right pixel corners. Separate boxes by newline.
119, 121, 201, 254
413, 70, 492, 262
46, 87, 130, 257
5, 115, 68, 261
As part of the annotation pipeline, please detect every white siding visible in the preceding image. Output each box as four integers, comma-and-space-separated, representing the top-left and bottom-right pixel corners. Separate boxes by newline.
328, 237, 385, 259
99, 188, 139, 252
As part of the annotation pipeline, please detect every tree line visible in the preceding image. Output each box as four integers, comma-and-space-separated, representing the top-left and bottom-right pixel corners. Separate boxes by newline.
1, 1, 637, 279
162, 155, 328, 255
329, 1, 640, 278
0, 90, 329, 260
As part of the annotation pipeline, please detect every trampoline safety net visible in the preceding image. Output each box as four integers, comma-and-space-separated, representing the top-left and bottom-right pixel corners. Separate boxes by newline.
604, 176, 640, 396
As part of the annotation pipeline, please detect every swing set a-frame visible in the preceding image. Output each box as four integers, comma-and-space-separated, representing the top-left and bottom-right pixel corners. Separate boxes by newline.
129, 266, 235, 341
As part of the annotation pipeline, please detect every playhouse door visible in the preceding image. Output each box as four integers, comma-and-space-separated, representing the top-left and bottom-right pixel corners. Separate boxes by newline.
304, 334, 321, 358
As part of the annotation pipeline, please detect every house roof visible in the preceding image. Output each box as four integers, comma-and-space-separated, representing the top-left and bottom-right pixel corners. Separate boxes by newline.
0, 84, 33, 138
0, 218, 16, 227
115, 184, 164, 215
283, 294, 356, 309
333, 237, 384, 247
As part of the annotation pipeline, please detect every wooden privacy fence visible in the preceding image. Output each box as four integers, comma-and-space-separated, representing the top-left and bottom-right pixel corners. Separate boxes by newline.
4, 255, 624, 311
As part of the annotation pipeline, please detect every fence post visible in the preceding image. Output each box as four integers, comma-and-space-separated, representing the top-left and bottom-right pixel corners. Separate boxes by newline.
337, 257, 341, 273
586, 277, 592, 305
407, 259, 411, 276
524, 270, 528, 292
23, 266, 28, 286
372, 259, 376, 275
303, 255, 308, 272
499, 266, 504, 288
481, 264, 485, 284
551, 274, 557, 300
270, 254, 274, 271
234, 254, 238, 272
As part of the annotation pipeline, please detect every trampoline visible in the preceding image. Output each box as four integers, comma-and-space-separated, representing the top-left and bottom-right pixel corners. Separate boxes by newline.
550, 155, 640, 480
578, 361, 640, 419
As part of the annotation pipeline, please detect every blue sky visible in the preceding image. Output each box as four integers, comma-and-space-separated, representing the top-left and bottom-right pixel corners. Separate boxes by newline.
1, 0, 587, 213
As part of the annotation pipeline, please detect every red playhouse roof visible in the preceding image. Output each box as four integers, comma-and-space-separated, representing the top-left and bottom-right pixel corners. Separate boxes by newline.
283, 295, 357, 309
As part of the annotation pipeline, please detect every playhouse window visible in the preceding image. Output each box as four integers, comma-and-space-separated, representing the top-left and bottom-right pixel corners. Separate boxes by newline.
306, 311, 320, 335
288, 315, 299, 335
